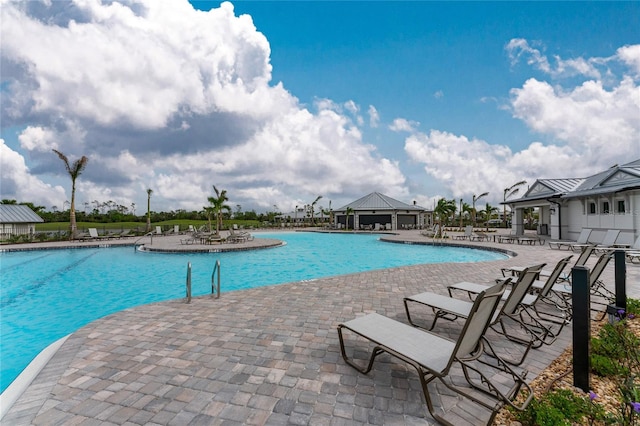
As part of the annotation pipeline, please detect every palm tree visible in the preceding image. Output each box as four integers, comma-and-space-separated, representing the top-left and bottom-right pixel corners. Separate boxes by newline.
433, 198, 456, 237
309, 196, 322, 225
481, 202, 499, 230
146, 188, 153, 232
207, 186, 231, 235
345, 207, 354, 230
52, 149, 88, 240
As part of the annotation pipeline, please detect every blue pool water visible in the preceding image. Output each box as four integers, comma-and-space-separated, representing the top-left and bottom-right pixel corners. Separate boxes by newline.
0, 232, 506, 392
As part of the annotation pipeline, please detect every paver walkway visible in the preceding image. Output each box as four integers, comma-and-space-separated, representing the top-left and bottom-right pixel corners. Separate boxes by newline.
2, 230, 638, 425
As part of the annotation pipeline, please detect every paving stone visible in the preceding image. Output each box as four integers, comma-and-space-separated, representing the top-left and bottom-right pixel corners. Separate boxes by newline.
4, 230, 636, 425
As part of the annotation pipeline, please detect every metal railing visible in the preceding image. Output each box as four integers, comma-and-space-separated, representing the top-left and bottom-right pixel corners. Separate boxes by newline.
212, 260, 221, 299
185, 260, 220, 303
186, 262, 192, 303
133, 231, 154, 251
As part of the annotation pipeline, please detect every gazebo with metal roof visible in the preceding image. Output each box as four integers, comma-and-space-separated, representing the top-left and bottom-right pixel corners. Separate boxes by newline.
505, 159, 640, 242
333, 192, 429, 231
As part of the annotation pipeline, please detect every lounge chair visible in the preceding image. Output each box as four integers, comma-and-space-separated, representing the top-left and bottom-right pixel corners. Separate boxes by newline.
501, 246, 589, 283
596, 232, 638, 253
453, 225, 474, 240
534, 252, 614, 319
446, 259, 572, 356
588, 229, 620, 253
88, 228, 110, 240
405, 265, 545, 365
155, 226, 163, 236
470, 231, 490, 242
420, 225, 439, 237
338, 283, 533, 425
549, 228, 592, 250
569, 229, 615, 252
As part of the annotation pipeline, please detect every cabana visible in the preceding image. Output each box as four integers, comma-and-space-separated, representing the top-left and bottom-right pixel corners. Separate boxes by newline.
333, 192, 431, 230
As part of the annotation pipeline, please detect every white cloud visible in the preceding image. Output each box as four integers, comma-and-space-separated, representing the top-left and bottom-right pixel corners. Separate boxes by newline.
389, 118, 419, 133
367, 105, 379, 128
506, 38, 602, 79
0, 139, 66, 208
405, 41, 639, 203
433, 90, 444, 99
0, 0, 408, 211
510, 77, 640, 165
617, 45, 640, 75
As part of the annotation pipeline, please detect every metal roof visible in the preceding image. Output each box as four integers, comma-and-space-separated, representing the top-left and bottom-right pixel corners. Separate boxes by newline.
336, 192, 425, 211
507, 159, 640, 205
0, 205, 44, 223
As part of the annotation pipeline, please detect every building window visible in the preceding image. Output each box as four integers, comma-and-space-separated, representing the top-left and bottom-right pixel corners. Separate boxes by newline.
617, 200, 626, 213
588, 202, 596, 214
602, 201, 610, 214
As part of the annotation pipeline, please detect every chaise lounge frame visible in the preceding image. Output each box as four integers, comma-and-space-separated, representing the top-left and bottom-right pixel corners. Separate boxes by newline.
338, 283, 533, 426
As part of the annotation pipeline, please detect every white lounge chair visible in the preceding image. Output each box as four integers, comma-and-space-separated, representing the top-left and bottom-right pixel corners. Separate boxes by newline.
453, 225, 474, 240
549, 228, 592, 250
588, 229, 620, 253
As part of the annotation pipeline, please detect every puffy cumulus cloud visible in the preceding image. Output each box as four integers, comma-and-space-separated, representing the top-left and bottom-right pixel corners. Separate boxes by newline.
1, 0, 408, 211
510, 77, 640, 165
0, 139, 66, 207
404, 130, 533, 203
403, 41, 639, 204
617, 45, 640, 75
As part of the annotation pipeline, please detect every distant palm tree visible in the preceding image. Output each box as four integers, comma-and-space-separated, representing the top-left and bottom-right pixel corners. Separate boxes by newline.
207, 186, 231, 235
310, 195, 322, 225
434, 198, 456, 237
345, 207, 354, 230
146, 188, 153, 232
481, 202, 499, 230
52, 149, 88, 240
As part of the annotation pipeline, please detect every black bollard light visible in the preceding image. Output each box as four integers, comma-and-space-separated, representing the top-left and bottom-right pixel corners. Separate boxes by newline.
572, 265, 590, 392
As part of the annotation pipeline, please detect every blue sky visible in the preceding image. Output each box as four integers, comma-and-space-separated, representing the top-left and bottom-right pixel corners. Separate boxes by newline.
1, 1, 639, 213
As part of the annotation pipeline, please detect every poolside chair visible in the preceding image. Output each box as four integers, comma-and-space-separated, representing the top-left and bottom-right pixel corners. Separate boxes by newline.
549, 228, 592, 250
405, 265, 545, 365
421, 224, 439, 237
446, 260, 572, 355
595, 232, 637, 253
88, 228, 109, 240
536, 251, 614, 320
454, 225, 474, 240
569, 229, 615, 252
502, 246, 589, 283
155, 226, 163, 236
339, 283, 533, 426
470, 231, 490, 242
589, 230, 620, 253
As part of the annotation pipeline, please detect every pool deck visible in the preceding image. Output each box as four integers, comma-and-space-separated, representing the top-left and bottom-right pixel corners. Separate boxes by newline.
2, 230, 639, 425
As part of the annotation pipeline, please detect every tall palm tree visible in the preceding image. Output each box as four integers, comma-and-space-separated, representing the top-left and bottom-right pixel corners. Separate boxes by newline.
345, 207, 354, 230
433, 198, 456, 237
207, 186, 231, 235
310, 195, 322, 225
52, 149, 88, 240
146, 188, 153, 232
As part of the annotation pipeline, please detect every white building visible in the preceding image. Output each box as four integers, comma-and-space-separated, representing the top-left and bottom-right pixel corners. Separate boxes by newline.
0, 204, 44, 239
506, 160, 640, 244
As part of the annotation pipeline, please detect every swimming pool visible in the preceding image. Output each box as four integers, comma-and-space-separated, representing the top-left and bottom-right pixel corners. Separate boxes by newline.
0, 232, 507, 392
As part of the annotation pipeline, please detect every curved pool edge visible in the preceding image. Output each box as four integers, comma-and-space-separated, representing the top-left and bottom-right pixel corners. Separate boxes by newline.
378, 236, 519, 258
0, 335, 69, 421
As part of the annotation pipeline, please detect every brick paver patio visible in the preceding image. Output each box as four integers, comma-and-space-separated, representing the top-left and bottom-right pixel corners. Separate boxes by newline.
2, 230, 638, 425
